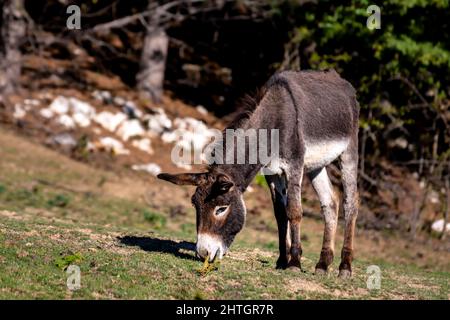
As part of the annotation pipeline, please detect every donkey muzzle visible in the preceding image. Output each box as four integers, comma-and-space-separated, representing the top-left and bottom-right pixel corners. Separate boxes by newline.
196, 233, 227, 262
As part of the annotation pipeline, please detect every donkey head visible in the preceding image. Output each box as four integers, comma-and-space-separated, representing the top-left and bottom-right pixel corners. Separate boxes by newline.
157, 171, 246, 261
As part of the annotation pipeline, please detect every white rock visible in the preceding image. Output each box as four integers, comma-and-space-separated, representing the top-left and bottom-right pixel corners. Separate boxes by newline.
172, 117, 215, 151
39, 108, 54, 119
13, 104, 26, 119
73, 112, 91, 127
87, 141, 96, 152
113, 96, 126, 106
97, 137, 129, 155
50, 133, 77, 147
24, 99, 40, 106
131, 163, 161, 176
49, 96, 70, 114
92, 90, 111, 103
196, 105, 208, 115
58, 114, 75, 129
147, 109, 172, 135
94, 111, 127, 132
69, 98, 95, 116
431, 219, 450, 233
117, 119, 145, 141
131, 138, 153, 154
92, 91, 102, 101
161, 131, 178, 143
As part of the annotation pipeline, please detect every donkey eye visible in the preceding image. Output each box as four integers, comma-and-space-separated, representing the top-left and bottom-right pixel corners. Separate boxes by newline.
214, 206, 229, 216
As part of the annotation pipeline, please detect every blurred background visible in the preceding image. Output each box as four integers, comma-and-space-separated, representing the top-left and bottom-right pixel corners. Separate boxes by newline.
0, 0, 449, 299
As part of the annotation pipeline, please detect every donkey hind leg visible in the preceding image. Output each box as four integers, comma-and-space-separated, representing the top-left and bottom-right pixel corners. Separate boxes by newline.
285, 167, 304, 270
338, 141, 359, 278
265, 174, 290, 269
308, 167, 339, 275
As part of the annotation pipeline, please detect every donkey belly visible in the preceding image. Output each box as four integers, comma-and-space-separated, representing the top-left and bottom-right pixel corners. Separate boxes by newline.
303, 139, 349, 171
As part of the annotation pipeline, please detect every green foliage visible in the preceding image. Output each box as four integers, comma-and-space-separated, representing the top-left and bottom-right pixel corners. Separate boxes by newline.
254, 174, 268, 188
55, 252, 83, 270
272, 0, 450, 183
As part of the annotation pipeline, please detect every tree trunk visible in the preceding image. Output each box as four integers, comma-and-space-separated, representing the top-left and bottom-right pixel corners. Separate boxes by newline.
0, 0, 26, 96
136, 28, 169, 103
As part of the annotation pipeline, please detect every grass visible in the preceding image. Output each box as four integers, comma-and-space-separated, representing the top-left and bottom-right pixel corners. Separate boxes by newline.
0, 128, 448, 299
0, 211, 447, 299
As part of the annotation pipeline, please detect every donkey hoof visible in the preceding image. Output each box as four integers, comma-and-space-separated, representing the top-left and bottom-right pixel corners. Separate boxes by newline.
276, 257, 288, 269
338, 269, 352, 279
287, 265, 302, 272
314, 268, 328, 276
287, 259, 302, 271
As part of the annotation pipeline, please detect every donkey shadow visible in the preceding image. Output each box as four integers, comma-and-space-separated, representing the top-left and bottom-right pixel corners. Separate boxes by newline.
118, 235, 197, 261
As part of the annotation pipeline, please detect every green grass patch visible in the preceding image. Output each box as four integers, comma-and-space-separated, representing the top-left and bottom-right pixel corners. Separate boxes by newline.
55, 252, 84, 270
143, 210, 167, 229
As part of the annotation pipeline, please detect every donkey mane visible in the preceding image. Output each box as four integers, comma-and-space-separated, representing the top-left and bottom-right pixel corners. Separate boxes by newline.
226, 86, 268, 130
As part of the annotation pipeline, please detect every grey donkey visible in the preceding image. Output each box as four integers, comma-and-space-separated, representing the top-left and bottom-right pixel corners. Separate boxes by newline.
158, 69, 360, 278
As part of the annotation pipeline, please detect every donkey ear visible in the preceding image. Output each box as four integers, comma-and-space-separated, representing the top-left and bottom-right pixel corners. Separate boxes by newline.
157, 172, 208, 186
214, 174, 234, 193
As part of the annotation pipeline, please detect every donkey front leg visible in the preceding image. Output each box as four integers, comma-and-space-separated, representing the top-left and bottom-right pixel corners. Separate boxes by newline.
338, 141, 359, 278
285, 168, 304, 270
266, 174, 290, 269
308, 167, 339, 275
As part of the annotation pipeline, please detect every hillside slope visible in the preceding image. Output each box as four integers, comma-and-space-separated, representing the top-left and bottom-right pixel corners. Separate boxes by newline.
0, 129, 448, 299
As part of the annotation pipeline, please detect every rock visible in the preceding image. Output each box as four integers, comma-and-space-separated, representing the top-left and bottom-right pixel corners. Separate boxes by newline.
97, 137, 130, 155
196, 105, 208, 115
172, 117, 216, 151
93, 111, 127, 132
131, 138, 153, 154
146, 108, 172, 135
39, 108, 54, 119
57, 114, 76, 129
48, 133, 77, 148
431, 219, 450, 234
113, 96, 126, 106
131, 163, 161, 176
92, 90, 112, 104
116, 119, 145, 141
69, 98, 95, 117
73, 112, 91, 127
49, 96, 70, 114
23, 99, 40, 107
161, 131, 178, 143
428, 190, 440, 204
13, 104, 26, 119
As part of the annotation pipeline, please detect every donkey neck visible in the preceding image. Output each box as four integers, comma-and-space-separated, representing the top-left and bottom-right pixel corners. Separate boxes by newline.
211, 98, 274, 192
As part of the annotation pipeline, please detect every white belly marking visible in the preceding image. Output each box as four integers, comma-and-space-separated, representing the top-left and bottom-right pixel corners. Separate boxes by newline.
304, 139, 349, 170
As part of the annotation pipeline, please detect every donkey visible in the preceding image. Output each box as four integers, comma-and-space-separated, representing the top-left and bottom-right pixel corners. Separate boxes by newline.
158, 69, 359, 278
